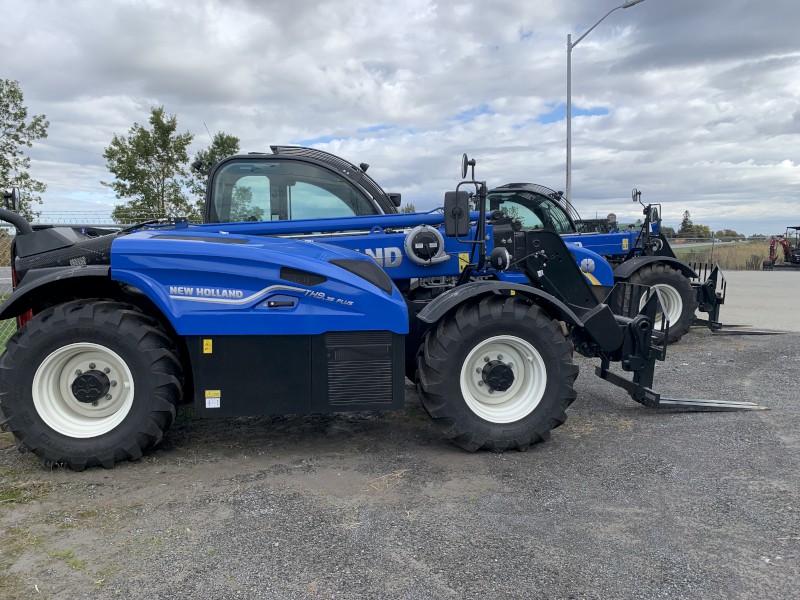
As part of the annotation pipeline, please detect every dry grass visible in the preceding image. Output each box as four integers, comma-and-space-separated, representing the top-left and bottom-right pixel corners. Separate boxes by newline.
672, 241, 769, 270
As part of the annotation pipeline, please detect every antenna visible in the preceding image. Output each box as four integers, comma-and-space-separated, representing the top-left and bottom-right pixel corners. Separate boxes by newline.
204, 122, 213, 139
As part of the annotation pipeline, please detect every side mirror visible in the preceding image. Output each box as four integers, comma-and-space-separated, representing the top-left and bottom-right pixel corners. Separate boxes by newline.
461, 153, 476, 180
2, 187, 21, 211
443, 191, 470, 237
388, 193, 402, 208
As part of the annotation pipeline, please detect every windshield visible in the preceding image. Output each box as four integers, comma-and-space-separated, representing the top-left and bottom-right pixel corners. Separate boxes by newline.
209, 159, 379, 223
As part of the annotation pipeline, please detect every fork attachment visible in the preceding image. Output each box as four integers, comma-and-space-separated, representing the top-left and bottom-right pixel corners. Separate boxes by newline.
595, 285, 667, 407
689, 262, 725, 331
595, 282, 767, 411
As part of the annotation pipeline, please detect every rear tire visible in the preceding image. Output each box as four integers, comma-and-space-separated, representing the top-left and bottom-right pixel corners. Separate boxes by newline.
624, 264, 697, 343
416, 296, 578, 452
0, 300, 183, 470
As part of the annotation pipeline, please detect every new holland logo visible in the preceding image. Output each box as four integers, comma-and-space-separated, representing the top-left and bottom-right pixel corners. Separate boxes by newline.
579, 258, 596, 273
359, 247, 403, 267
169, 286, 244, 299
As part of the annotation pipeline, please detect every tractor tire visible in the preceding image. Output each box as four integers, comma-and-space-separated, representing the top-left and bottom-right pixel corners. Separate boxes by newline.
0, 300, 183, 471
416, 295, 578, 452
624, 264, 698, 344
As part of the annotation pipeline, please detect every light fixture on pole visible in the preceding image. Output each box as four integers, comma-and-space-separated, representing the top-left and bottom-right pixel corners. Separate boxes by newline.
566, 0, 645, 213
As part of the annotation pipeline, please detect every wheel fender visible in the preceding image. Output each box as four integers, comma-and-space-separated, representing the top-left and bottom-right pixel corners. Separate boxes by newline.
0, 266, 110, 320
416, 281, 585, 328
613, 256, 697, 281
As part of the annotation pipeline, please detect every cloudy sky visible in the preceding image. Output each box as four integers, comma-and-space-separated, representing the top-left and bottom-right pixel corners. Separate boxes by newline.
2, 0, 798, 234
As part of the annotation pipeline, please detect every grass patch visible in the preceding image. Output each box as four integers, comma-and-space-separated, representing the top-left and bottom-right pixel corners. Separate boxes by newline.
50, 548, 86, 570
0, 431, 16, 449
1, 526, 44, 562
0, 480, 53, 505
672, 241, 769, 270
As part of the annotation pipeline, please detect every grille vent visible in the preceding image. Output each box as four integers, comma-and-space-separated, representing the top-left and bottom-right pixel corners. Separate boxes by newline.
325, 331, 393, 405
280, 267, 327, 287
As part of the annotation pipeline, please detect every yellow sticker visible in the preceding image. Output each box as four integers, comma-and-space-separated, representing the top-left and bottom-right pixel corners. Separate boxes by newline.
202, 339, 213, 354
458, 253, 470, 272
583, 272, 602, 286
622, 239, 629, 251
204, 389, 221, 409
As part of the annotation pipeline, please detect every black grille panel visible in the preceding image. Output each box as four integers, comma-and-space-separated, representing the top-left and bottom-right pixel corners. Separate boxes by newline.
329, 259, 393, 294
280, 266, 327, 286
325, 331, 394, 405
16, 234, 114, 272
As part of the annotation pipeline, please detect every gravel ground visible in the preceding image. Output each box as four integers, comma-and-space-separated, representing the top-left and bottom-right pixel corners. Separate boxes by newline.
1, 328, 798, 599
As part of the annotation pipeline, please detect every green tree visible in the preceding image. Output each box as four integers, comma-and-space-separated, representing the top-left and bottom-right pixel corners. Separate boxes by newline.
678, 210, 693, 236
714, 228, 742, 240
660, 225, 677, 238
190, 133, 267, 223
188, 132, 240, 202
399, 202, 416, 213
0, 79, 49, 220
677, 210, 712, 239
103, 106, 194, 223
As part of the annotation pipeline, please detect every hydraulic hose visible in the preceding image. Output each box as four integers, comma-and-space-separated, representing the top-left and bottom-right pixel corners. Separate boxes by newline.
0, 208, 34, 235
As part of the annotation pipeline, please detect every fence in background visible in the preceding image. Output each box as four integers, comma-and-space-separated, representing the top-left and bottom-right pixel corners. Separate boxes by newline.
0, 235, 14, 347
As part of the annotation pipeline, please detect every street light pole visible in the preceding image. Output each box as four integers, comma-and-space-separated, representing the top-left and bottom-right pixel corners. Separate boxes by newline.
565, 0, 645, 213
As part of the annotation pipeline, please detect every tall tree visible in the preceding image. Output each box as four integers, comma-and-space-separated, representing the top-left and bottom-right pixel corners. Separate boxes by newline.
188, 131, 240, 200
678, 210, 693, 236
0, 79, 49, 220
103, 107, 194, 223
188, 132, 240, 218
677, 210, 714, 239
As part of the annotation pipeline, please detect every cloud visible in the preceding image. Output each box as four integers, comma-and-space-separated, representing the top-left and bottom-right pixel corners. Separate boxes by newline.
1, 0, 797, 234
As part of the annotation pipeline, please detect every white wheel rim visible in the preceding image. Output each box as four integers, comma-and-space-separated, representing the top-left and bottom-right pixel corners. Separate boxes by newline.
32, 343, 135, 438
460, 335, 547, 424
640, 285, 683, 331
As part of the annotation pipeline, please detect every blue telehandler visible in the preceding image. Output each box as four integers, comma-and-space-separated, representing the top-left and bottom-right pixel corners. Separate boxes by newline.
0, 159, 758, 471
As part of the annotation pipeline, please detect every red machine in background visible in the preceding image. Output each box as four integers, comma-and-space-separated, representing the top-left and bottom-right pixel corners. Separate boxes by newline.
763, 226, 800, 270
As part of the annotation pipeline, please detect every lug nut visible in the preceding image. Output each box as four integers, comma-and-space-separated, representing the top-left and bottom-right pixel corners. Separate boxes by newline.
507, 362, 514, 368
475, 368, 481, 374
74, 370, 82, 376
92, 401, 99, 407
478, 381, 484, 387
497, 354, 503, 360
105, 394, 112, 400
110, 381, 117, 387
484, 356, 490, 363
488, 389, 495, 394
104, 368, 111, 374
89, 363, 96, 370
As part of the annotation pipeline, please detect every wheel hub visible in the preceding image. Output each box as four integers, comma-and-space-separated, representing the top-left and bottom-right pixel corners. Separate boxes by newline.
71, 370, 111, 403
482, 360, 514, 392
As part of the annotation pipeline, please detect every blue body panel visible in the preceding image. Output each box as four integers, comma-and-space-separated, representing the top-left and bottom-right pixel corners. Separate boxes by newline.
110, 230, 408, 336
561, 231, 639, 259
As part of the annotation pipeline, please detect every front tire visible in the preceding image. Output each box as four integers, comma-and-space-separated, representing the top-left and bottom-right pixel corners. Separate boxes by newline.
625, 264, 697, 343
0, 300, 183, 470
416, 296, 578, 452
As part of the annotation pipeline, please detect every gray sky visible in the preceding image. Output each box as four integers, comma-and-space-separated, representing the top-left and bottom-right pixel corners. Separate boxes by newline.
2, 0, 798, 234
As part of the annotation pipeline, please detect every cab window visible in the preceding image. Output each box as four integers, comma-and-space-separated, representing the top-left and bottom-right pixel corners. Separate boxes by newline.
493, 196, 546, 229
210, 159, 379, 222
489, 191, 576, 234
